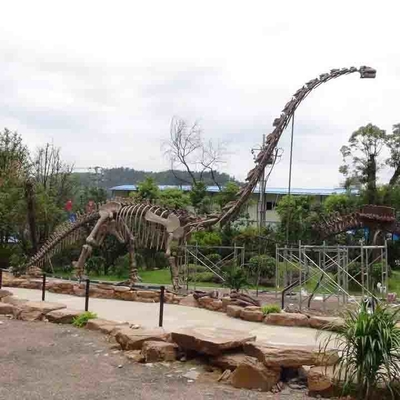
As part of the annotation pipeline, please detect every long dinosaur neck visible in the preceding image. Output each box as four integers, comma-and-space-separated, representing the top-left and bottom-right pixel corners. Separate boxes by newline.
214, 66, 375, 226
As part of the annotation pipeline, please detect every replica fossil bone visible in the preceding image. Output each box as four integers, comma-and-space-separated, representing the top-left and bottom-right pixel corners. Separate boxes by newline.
26, 66, 376, 290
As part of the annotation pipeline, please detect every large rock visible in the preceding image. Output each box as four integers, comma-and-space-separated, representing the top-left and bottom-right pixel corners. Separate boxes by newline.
21, 301, 66, 314
221, 296, 232, 310
243, 342, 338, 368
0, 289, 13, 300
115, 327, 169, 350
2, 296, 28, 307
141, 341, 179, 362
113, 286, 131, 293
171, 327, 256, 356
226, 305, 243, 318
308, 316, 344, 331
136, 290, 159, 299
210, 352, 259, 371
16, 300, 66, 322
46, 308, 82, 324
307, 366, 336, 395
240, 309, 264, 322
264, 312, 309, 327
86, 319, 129, 335
0, 302, 17, 315
178, 294, 199, 308
230, 359, 280, 392
198, 297, 223, 311
114, 291, 137, 301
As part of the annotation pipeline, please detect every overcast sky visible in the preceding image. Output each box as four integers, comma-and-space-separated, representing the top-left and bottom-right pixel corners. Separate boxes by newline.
1, 0, 399, 188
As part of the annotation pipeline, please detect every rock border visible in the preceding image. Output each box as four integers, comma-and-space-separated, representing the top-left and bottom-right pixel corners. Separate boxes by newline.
2, 272, 344, 331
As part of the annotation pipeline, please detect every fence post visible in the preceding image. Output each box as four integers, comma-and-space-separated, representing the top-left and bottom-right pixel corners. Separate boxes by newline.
159, 286, 165, 327
42, 274, 46, 301
85, 279, 90, 312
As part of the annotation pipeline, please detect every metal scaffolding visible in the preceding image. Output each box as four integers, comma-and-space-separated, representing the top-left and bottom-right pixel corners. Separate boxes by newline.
275, 241, 389, 310
179, 243, 245, 291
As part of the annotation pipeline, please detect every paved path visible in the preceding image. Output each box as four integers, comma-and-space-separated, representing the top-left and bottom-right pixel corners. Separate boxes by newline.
7, 287, 325, 347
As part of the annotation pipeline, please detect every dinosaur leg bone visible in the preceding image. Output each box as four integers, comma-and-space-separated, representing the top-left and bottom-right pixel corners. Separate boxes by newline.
127, 237, 139, 285
74, 244, 93, 279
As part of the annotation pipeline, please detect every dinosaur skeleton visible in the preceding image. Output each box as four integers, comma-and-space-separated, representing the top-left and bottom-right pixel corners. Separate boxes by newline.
26, 66, 377, 290
313, 205, 400, 239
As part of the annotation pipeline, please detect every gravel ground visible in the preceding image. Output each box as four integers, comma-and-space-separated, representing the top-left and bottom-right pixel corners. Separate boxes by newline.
0, 318, 317, 400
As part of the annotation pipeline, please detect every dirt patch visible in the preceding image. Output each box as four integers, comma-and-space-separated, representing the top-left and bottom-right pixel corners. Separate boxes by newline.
0, 318, 315, 399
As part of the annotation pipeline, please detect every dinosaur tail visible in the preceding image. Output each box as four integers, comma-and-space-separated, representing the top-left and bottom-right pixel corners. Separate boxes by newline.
26, 211, 100, 269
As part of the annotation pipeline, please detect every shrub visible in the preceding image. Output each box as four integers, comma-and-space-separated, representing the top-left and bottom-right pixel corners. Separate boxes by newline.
85, 256, 105, 276
249, 255, 275, 279
72, 311, 98, 328
319, 303, 400, 399
261, 304, 281, 315
188, 271, 221, 283
224, 267, 248, 291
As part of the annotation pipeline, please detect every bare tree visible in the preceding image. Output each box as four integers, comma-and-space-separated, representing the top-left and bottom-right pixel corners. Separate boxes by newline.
163, 117, 227, 188
32, 143, 74, 206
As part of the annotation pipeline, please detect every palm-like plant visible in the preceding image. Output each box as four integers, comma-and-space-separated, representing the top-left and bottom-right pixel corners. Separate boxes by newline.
319, 303, 400, 399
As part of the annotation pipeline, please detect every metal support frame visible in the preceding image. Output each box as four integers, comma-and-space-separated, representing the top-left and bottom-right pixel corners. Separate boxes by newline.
276, 242, 388, 310
181, 243, 246, 291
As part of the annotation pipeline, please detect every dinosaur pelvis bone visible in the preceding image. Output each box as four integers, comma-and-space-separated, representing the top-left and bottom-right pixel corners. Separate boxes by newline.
145, 210, 184, 239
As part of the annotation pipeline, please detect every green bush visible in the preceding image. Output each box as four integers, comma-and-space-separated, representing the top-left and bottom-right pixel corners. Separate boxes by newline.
72, 311, 97, 328
188, 271, 221, 283
319, 303, 400, 399
187, 264, 207, 273
224, 267, 248, 291
85, 256, 105, 276
261, 304, 281, 315
249, 255, 275, 279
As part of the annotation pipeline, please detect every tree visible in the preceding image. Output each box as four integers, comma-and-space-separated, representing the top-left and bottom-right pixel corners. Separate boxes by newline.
133, 177, 160, 201
163, 117, 227, 187
275, 195, 321, 243
339, 124, 387, 204
31, 143, 74, 244
163, 117, 228, 213
159, 188, 190, 209
323, 193, 360, 214
0, 129, 30, 247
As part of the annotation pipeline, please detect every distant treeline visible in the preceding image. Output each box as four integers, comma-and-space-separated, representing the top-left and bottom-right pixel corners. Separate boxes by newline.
73, 168, 239, 189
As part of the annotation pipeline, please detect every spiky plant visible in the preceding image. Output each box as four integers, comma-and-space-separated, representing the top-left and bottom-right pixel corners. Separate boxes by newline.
319, 303, 400, 399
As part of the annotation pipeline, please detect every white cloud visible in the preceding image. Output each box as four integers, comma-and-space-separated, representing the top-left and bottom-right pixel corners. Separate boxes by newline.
0, 0, 399, 187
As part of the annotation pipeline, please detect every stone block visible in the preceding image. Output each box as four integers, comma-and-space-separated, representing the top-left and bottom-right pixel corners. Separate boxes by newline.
115, 327, 169, 350
226, 305, 243, 318
210, 352, 259, 371
308, 316, 344, 331
0, 289, 13, 299
230, 359, 280, 392
171, 327, 256, 356
46, 308, 82, 324
240, 309, 264, 322
0, 302, 17, 315
86, 319, 129, 335
264, 312, 309, 327
136, 290, 159, 299
244, 342, 339, 368
141, 341, 179, 362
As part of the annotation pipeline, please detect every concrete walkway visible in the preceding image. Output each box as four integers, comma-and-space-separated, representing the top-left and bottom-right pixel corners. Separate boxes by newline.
7, 287, 326, 347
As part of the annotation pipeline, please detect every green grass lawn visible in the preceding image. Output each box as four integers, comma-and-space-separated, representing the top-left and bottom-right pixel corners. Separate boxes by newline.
52, 268, 273, 290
